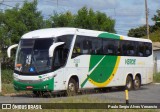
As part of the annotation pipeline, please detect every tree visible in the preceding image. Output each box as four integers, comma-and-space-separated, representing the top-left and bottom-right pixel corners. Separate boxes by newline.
0, 0, 43, 46
50, 6, 116, 33
128, 9, 160, 37
0, 0, 44, 63
152, 10, 160, 30
128, 25, 147, 37
51, 11, 74, 27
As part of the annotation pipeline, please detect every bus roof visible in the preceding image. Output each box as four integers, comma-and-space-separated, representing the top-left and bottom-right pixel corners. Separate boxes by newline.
21, 27, 152, 43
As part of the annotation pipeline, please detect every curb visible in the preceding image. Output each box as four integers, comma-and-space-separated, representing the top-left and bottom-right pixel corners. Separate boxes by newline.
152, 83, 160, 85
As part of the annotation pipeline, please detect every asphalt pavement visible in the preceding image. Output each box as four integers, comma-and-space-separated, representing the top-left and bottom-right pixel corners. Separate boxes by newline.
0, 83, 159, 103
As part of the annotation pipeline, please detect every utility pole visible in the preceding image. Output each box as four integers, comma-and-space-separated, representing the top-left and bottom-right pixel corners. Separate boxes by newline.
57, 0, 58, 8
145, 0, 150, 39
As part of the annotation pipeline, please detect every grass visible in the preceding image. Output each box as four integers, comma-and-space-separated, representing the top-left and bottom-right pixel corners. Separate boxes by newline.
1, 69, 28, 95
143, 30, 160, 42
0, 69, 160, 111
153, 72, 160, 83
1, 69, 13, 84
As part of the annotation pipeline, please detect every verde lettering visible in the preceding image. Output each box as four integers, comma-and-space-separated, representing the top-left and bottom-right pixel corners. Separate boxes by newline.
125, 59, 136, 65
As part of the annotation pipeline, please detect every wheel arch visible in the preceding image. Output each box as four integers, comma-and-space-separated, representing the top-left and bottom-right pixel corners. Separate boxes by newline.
135, 73, 142, 85
126, 73, 133, 81
66, 75, 79, 88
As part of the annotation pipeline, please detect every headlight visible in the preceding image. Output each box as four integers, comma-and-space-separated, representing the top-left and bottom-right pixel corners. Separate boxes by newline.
14, 77, 19, 81
42, 76, 53, 81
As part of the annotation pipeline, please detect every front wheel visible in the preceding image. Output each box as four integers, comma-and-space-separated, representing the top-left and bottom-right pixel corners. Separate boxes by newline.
66, 78, 78, 96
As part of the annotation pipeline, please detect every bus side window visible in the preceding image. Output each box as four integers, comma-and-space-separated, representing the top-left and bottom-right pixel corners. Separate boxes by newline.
103, 39, 115, 55
72, 35, 84, 58
115, 40, 121, 55
138, 42, 145, 57
90, 38, 102, 55
83, 39, 92, 54
52, 45, 65, 71
56, 35, 73, 61
122, 41, 127, 56
144, 42, 152, 56
127, 42, 135, 56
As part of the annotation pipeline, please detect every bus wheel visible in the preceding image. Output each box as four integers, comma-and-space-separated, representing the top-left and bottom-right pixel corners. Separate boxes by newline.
125, 75, 133, 90
66, 78, 78, 96
134, 76, 141, 90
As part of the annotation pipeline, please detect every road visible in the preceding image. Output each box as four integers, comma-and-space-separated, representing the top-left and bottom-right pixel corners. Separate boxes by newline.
0, 84, 159, 103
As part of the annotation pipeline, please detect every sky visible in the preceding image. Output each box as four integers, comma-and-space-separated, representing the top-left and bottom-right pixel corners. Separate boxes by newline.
0, 0, 160, 36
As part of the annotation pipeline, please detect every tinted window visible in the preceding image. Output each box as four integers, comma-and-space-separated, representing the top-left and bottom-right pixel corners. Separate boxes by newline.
144, 42, 152, 56
103, 39, 116, 55
72, 35, 152, 57
126, 41, 136, 56
90, 38, 102, 54
52, 35, 73, 70
137, 42, 145, 57
72, 36, 103, 58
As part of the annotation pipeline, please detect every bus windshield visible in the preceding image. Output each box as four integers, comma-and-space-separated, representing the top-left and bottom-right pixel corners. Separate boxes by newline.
15, 38, 54, 75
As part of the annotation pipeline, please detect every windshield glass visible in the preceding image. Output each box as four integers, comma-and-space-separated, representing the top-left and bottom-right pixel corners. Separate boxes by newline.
15, 38, 54, 75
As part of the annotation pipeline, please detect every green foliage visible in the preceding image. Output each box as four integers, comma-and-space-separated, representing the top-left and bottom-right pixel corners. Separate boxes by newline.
51, 11, 74, 27
51, 6, 116, 33
0, 0, 44, 45
128, 25, 147, 37
2, 69, 13, 84
152, 10, 160, 30
128, 9, 160, 40
0, 0, 45, 63
143, 30, 160, 42
153, 72, 160, 83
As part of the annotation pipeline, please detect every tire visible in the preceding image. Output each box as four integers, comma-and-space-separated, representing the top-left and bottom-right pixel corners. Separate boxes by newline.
125, 75, 133, 90
134, 76, 141, 90
66, 78, 78, 96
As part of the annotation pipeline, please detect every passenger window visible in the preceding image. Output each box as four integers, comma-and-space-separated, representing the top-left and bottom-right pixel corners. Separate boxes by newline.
72, 36, 83, 58
121, 41, 127, 56
56, 35, 73, 63
52, 45, 65, 71
82, 39, 92, 54
127, 41, 135, 56
90, 38, 102, 54
138, 42, 145, 57
103, 39, 115, 55
144, 42, 152, 56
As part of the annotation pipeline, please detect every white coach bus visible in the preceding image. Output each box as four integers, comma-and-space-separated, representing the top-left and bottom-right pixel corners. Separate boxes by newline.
7, 28, 153, 96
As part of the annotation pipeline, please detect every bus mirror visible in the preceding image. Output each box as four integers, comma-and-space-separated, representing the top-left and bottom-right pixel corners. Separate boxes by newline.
7, 44, 18, 58
49, 42, 65, 57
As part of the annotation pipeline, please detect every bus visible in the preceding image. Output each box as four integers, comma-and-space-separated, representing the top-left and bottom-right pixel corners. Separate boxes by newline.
7, 28, 153, 96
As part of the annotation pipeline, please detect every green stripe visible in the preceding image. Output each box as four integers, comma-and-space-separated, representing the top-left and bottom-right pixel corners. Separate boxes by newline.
98, 33, 120, 39
81, 77, 89, 88
80, 32, 121, 88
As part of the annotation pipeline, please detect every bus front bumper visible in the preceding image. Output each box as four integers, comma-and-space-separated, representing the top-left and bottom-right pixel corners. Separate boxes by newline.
13, 78, 54, 91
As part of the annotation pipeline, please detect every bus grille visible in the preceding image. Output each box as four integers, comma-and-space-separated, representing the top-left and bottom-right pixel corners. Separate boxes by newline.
18, 79, 43, 84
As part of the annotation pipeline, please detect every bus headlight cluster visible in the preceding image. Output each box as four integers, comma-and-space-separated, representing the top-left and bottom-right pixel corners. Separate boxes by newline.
42, 76, 53, 81
14, 77, 19, 81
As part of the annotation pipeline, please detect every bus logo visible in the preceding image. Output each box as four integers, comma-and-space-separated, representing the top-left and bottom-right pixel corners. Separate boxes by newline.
125, 59, 136, 65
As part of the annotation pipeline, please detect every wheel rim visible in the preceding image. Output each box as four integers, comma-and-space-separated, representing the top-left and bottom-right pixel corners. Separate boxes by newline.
68, 82, 75, 92
135, 80, 139, 86
127, 80, 132, 89
134, 78, 140, 88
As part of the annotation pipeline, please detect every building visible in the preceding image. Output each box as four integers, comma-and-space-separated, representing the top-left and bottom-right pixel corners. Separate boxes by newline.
153, 42, 160, 73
